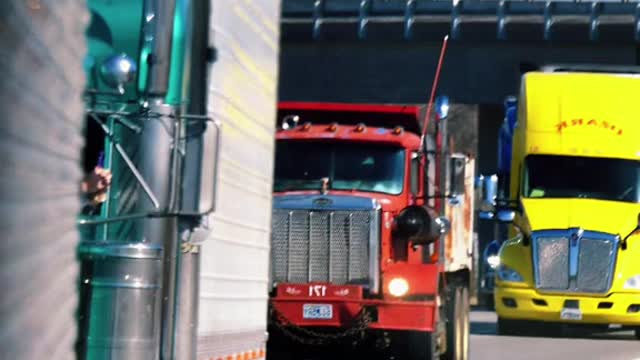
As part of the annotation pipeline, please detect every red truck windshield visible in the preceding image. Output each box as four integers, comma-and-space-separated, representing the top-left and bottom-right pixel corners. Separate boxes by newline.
274, 141, 405, 195
523, 154, 640, 203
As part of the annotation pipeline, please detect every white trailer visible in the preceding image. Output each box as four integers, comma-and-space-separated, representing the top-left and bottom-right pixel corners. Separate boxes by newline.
194, 1, 281, 359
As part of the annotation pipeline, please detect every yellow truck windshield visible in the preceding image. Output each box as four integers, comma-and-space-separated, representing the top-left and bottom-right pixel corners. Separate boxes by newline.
523, 154, 640, 203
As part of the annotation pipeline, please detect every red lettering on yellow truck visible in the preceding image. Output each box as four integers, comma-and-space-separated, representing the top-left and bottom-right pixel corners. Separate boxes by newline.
556, 118, 623, 135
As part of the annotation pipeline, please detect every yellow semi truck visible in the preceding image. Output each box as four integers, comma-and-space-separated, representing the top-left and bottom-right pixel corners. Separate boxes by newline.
479, 65, 640, 337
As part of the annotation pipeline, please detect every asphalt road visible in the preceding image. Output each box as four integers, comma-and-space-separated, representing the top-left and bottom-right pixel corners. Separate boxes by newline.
268, 310, 640, 360
470, 310, 640, 360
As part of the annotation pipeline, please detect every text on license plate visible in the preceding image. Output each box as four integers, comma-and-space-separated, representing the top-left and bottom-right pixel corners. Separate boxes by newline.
303, 304, 333, 319
560, 308, 582, 321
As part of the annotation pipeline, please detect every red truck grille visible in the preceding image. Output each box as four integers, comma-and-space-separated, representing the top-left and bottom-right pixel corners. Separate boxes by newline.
271, 209, 373, 286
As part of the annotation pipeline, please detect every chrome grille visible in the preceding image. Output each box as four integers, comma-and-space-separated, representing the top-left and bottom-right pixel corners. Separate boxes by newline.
271, 209, 373, 285
577, 237, 616, 293
533, 229, 618, 294
535, 236, 569, 290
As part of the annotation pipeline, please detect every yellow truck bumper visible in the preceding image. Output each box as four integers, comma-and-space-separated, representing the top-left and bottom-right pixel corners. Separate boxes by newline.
495, 286, 640, 326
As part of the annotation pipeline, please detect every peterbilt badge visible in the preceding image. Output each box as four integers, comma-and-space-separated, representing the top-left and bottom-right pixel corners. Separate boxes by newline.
313, 197, 333, 207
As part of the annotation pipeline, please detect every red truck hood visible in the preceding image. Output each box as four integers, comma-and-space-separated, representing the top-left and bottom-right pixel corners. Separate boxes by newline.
273, 191, 407, 213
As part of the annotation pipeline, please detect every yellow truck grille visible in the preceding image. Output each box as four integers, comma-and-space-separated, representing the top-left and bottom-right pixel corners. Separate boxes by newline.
532, 229, 618, 294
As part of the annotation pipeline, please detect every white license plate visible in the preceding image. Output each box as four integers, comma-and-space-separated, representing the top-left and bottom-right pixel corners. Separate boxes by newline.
303, 304, 333, 319
560, 308, 582, 321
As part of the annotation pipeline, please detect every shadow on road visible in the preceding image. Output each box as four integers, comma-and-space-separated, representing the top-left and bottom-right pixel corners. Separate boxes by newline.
471, 321, 497, 336
470, 307, 498, 336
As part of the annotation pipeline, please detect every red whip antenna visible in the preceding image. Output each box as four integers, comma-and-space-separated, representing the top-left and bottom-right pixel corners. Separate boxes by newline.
421, 34, 450, 141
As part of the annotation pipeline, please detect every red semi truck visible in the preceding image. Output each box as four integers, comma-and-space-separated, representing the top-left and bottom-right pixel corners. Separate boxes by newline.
266, 100, 476, 359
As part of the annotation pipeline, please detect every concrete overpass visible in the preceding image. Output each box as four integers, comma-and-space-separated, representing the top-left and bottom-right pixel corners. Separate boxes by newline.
276, 0, 640, 261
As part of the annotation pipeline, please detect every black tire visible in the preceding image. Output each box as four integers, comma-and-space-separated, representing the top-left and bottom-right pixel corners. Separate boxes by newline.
498, 318, 563, 337
497, 317, 521, 336
406, 330, 439, 360
265, 336, 295, 360
443, 286, 467, 360
634, 327, 640, 340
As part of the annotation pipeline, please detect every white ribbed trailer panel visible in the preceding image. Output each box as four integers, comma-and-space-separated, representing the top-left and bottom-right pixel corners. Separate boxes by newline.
196, 1, 281, 359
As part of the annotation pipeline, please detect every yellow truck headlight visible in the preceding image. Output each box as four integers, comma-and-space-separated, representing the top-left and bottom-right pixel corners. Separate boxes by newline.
487, 255, 500, 269
388, 277, 410, 297
624, 275, 640, 290
497, 265, 524, 283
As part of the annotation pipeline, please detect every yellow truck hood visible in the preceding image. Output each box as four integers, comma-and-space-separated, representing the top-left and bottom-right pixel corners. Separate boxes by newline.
520, 198, 640, 236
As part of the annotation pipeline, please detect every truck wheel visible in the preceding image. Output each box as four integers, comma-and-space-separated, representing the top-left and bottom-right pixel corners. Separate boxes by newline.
460, 287, 470, 360
443, 286, 468, 360
406, 330, 438, 360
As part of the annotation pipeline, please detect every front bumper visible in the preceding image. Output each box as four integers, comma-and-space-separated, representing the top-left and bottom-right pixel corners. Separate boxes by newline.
495, 286, 640, 325
270, 298, 437, 332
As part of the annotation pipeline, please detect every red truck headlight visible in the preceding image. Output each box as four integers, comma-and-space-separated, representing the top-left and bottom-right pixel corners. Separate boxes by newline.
388, 277, 410, 297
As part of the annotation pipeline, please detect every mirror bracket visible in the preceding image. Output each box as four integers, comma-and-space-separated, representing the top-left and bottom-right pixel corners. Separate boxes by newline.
448, 154, 466, 198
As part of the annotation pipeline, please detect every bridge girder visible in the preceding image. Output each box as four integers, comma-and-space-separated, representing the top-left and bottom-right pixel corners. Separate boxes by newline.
279, 1, 640, 104
282, 0, 640, 44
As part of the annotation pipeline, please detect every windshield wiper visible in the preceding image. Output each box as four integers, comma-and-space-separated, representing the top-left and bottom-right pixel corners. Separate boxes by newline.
274, 178, 330, 192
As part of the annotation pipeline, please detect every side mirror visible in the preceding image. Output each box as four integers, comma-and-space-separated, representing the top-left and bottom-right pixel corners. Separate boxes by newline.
180, 118, 222, 215
496, 209, 516, 223
198, 119, 222, 214
483, 174, 498, 206
477, 174, 498, 219
449, 154, 466, 197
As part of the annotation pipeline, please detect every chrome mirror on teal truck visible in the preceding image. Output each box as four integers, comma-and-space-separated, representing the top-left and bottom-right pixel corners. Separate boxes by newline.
99, 53, 138, 94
